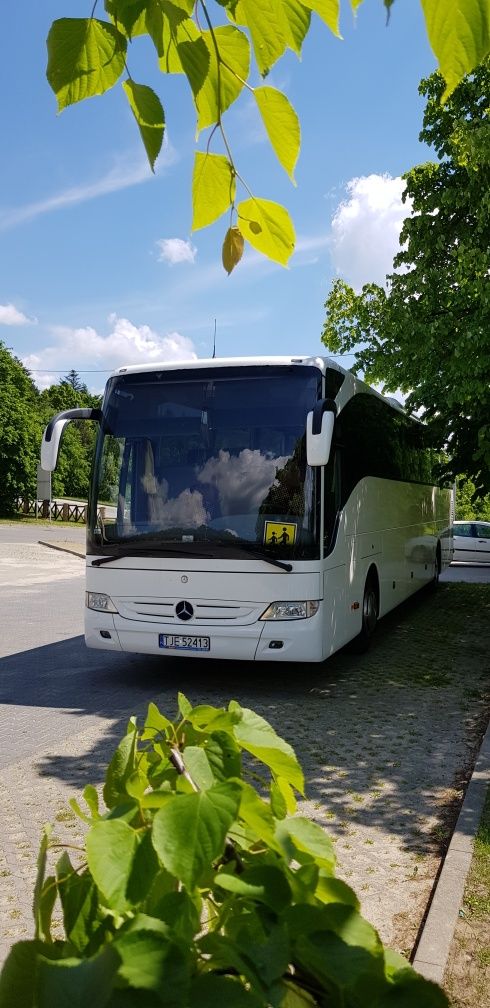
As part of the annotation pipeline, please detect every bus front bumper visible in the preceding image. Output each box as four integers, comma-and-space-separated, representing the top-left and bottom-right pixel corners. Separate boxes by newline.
85, 609, 326, 662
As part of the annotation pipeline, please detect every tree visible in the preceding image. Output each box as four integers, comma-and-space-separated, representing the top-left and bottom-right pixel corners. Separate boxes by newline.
63, 368, 86, 392
46, 1, 490, 272
0, 342, 42, 515
322, 61, 490, 496
455, 477, 490, 521
39, 380, 101, 499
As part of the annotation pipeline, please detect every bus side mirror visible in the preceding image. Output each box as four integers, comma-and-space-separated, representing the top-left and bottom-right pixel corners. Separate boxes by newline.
306, 399, 337, 467
41, 408, 102, 471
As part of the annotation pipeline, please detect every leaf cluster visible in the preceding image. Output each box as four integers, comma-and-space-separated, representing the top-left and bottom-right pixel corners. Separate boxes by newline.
0, 696, 448, 1007
45, 2, 490, 272
322, 61, 490, 496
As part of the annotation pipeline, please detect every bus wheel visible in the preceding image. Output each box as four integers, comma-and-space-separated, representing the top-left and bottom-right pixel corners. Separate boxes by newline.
430, 543, 441, 589
349, 574, 379, 653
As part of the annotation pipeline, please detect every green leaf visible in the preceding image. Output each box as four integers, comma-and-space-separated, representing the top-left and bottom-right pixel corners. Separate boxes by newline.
149, 890, 201, 942
301, 1, 341, 38
36, 947, 119, 1008
56, 853, 99, 954
83, 784, 101, 819
216, 864, 292, 911
33, 825, 52, 941
105, 1, 147, 37
238, 0, 288, 75
141, 701, 173, 741
46, 19, 126, 111
37, 877, 57, 944
127, 830, 161, 904
421, 0, 490, 100
232, 707, 303, 790
192, 153, 235, 231
288, 903, 385, 999
194, 26, 250, 132
86, 819, 138, 912
114, 928, 190, 1003
69, 797, 93, 825
158, 8, 201, 73
0, 941, 41, 1008
280, 0, 312, 55
103, 726, 137, 808
122, 80, 164, 171
152, 782, 241, 889
276, 817, 336, 871
177, 692, 192, 718
277, 980, 318, 1007
182, 745, 215, 789
254, 86, 300, 181
239, 781, 282, 849
270, 780, 287, 819
274, 776, 297, 814
315, 873, 359, 908
190, 973, 263, 1007
178, 36, 211, 104
205, 730, 242, 779
237, 198, 295, 266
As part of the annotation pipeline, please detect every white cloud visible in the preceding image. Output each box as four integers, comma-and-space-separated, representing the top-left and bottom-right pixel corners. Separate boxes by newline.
0, 143, 178, 232
23, 314, 197, 389
0, 303, 36, 326
156, 238, 197, 265
329, 174, 412, 290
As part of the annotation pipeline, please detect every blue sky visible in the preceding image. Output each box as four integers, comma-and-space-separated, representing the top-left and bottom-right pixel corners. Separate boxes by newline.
0, 1, 438, 392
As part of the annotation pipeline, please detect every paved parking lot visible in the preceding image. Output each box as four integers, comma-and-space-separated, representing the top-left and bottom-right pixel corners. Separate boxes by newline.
0, 524, 488, 965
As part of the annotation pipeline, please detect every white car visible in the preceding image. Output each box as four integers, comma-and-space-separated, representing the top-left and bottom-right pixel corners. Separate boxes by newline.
449, 520, 490, 563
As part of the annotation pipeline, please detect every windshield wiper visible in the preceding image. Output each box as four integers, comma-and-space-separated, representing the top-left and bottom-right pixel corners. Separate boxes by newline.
91, 547, 211, 567
231, 545, 292, 572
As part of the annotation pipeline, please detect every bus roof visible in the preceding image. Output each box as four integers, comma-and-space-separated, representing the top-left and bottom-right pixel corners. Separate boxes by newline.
111, 355, 346, 378
109, 355, 406, 416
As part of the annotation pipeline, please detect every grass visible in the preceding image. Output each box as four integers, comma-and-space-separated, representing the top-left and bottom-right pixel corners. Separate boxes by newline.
444, 786, 490, 1007
0, 514, 85, 529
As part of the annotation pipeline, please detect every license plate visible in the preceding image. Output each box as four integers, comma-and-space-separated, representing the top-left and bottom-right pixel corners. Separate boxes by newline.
159, 634, 210, 652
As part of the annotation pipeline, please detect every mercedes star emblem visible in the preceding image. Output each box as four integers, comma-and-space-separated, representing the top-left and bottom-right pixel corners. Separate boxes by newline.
175, 600, 194, 621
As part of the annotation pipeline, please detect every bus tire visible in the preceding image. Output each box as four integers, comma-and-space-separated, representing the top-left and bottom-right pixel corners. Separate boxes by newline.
430, 543, 441, 589
349, 571, 379, 653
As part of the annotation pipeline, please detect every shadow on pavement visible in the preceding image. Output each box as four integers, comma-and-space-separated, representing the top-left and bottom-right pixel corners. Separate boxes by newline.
0, 584, 488, 858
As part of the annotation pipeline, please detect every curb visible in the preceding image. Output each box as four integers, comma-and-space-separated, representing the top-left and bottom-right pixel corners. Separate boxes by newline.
38, 540, 85, 559
412, 717, 490, 984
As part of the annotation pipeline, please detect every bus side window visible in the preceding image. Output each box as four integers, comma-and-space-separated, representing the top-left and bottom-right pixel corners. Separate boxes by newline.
324, 446, 342, 551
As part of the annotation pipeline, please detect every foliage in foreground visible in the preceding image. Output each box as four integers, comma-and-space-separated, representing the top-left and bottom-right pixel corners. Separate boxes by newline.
0, 696, 448, 1007
45, 1, 490, 271
322, 62, 490, 495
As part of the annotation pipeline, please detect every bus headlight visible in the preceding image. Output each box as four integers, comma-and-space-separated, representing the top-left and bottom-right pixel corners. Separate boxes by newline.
86, 591, 118, 613
259, 600, 320, 621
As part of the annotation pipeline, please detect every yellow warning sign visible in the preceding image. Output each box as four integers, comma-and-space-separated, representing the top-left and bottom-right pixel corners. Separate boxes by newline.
263, 521, 297, 546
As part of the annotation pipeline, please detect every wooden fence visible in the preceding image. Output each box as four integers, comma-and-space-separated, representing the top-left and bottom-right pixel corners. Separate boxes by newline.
16, 498, 87, 523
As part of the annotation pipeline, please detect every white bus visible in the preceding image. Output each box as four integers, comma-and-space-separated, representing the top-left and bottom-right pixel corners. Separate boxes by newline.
41, 356, 453, 662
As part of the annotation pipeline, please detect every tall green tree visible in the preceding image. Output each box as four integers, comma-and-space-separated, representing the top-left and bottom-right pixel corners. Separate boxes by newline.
322, 61, 490, 496
39, 380, 101, 499
45, 1, 490, 271
0, 342, 42, 515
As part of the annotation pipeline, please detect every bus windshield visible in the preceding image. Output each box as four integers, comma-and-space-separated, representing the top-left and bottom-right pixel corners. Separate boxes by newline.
88, 365, 322, 560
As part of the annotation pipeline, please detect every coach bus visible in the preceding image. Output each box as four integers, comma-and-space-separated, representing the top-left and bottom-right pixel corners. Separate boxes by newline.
41, 356, 453, 662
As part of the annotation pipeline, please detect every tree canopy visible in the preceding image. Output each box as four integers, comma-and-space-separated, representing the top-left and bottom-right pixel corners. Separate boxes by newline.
322, 61, 490, 496
0, 345, 100, 514
45, 1, 490, 272
0, 343, 42, 515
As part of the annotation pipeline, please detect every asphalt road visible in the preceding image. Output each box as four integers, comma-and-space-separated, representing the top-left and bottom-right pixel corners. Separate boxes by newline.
0, 521, 488, 966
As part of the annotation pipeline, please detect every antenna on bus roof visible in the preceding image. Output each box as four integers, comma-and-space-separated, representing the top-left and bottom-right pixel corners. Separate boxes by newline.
212, 318, 217, 359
